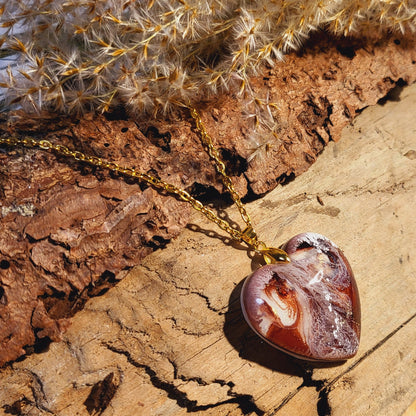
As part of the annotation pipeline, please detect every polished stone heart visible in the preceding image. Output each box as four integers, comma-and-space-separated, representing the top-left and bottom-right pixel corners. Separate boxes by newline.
241, 233, 360, 362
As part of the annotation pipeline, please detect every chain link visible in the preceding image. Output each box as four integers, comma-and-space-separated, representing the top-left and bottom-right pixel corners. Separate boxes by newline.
0, 108, 289, 262
0, 133, 245, 243
189, 107, 253, 227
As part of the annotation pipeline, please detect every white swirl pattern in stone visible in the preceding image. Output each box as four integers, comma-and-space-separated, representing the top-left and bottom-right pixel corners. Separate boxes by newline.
241, 233, 360, 362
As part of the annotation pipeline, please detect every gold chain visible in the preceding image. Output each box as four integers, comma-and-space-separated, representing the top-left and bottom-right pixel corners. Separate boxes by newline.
0, 109, 289, 263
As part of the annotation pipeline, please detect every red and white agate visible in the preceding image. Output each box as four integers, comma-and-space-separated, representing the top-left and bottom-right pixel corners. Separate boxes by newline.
241, 233, 360, 362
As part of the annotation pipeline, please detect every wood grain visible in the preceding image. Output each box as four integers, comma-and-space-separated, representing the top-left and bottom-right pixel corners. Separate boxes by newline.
403, 400, 416, 416
0, 83, 415, 416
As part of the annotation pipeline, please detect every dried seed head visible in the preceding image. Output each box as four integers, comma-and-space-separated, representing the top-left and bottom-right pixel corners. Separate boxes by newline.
0, 0, 414, 121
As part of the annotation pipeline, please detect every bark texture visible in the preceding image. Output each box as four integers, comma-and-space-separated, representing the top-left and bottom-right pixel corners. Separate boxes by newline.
0, 32, 415, 367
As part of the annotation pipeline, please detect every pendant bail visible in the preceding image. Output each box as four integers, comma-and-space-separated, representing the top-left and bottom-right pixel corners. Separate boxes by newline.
241, 226, 290, 264
260, 247, 290, 264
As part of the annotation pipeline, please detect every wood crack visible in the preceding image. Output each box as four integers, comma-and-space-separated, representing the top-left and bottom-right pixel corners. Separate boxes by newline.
271, 366, 330, 416
324, 312, 416, 390
271, 312, 416, 415
83, 372, 120, 416
25, 370, 55, 415
261, 174, 416, 212
141, 263, 227, 315
105, 343, 265, 415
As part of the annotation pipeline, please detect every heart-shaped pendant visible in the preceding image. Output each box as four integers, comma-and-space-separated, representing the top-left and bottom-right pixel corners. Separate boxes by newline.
241, 233, 360, 362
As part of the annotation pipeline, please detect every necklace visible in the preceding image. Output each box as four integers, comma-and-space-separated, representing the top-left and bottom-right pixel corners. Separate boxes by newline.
0, 107, 360, 362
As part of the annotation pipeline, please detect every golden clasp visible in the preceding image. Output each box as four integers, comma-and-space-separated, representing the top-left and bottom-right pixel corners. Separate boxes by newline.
260, 247, 290, 264
242, 226, 290, 264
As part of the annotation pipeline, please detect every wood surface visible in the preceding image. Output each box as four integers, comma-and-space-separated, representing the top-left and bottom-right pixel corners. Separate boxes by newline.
0, 82, 415, 415
403, 400, 416, 416
1, 33, 416, 367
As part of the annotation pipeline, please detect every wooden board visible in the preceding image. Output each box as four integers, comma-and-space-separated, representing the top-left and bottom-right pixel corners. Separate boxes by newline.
0, 85, 415, 416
